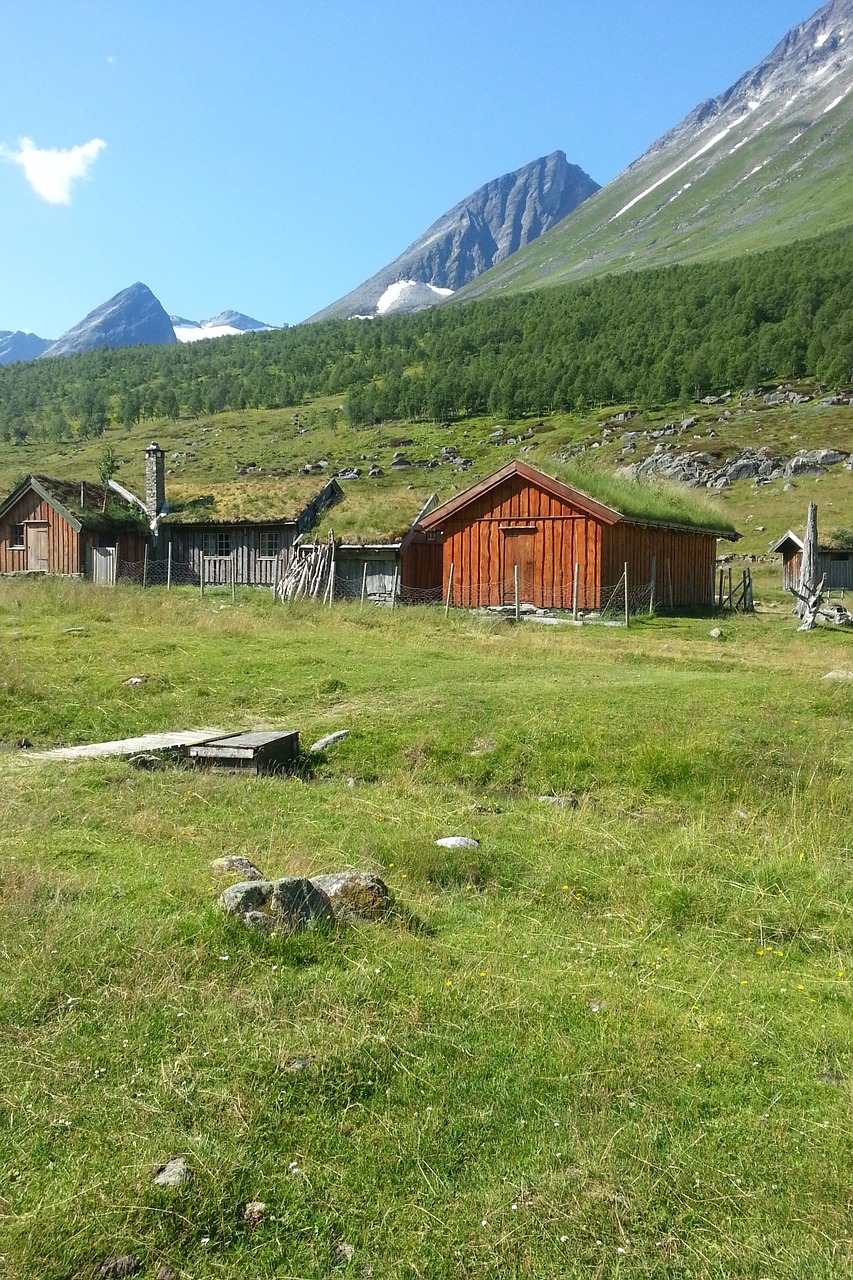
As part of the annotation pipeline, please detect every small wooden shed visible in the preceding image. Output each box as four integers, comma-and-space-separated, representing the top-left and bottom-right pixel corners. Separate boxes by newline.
770, 530, 853, 592
0, 475, 149, 581
414, 460, 736, 610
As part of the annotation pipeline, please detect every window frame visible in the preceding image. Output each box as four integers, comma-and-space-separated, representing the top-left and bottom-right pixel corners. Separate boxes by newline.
203, 530, 232, 557
257, 529, 280, 559
9, 523, 25, 550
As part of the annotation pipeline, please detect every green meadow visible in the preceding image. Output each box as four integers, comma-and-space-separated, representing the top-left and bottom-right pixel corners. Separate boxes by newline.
1, 580, 852, 1279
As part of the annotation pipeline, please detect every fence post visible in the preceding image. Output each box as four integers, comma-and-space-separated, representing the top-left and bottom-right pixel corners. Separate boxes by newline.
272, 550, 281, 602
360, 561, 368, 605
710, 564, 716, 608
572, 562, 580, 620
200, 557, 205, 600
167, 541, 172, 592
514, 564, 520, 623
718, 570, 724, 611
231, 551, 237, 603
444, 563, 455, 618
624, 562, 629, 628
649, 555, 656, 615
666, 558, 674, 611
727, 567, 733, 611
390, 566, 398, 610
328, 555, 336, 608
142, 545, 149, 590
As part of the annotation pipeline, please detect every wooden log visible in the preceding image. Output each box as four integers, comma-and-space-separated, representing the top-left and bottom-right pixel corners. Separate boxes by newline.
391, 566, 399, 610
795, 501, 818, 618
360, 561, 368, 605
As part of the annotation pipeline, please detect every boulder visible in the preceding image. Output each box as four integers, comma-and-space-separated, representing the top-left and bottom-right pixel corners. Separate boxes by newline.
311, 872, 392, 921
310, 730, 350, 753
219, 877, 333, 933
539, 794, 580, 809
96, 1258, 142, 1279
210, 855, 265, 881
436, 836, 479, 849
152, 1156, 192, 1188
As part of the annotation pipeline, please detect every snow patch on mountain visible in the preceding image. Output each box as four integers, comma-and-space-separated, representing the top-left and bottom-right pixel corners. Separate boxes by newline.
170, 310, 275, 343
375, 280, 454, 316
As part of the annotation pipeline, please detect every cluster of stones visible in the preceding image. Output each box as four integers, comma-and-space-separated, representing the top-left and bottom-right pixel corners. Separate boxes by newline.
619, 445, 849, 490
213, 856, 392, 933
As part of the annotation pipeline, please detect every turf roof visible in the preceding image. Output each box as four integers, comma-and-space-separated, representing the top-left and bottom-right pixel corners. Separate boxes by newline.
159, 476, 339, 525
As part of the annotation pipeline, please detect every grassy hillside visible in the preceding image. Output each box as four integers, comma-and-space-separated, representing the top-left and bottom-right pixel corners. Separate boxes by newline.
1, 583, 852, 1278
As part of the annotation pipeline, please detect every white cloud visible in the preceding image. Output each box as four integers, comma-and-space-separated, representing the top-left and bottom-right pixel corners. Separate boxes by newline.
1, 136, 106, 204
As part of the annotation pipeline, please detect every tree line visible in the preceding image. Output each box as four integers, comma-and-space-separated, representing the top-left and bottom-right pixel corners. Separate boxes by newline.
1, 228, 852, 445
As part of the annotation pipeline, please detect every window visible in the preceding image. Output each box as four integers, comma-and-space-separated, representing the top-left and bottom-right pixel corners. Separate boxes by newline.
10, 523, 25, 549
258, 529, 280, 558
203, 530, 231, 557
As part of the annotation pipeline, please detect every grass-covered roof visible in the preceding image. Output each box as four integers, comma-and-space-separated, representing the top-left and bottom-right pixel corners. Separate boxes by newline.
545, 461, 739, 535
313, 485, 437, 545
160, 476, 338, 525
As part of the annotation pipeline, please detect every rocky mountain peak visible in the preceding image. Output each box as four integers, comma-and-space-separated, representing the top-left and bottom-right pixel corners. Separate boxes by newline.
40, 283, 176, 359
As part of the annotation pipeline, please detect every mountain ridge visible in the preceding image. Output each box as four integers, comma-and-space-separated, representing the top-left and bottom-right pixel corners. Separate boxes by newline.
304, 150, 600, 322
457, 0, 853, 300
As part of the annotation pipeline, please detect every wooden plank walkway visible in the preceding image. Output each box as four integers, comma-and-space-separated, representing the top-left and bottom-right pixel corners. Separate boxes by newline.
29, 729, 225, 762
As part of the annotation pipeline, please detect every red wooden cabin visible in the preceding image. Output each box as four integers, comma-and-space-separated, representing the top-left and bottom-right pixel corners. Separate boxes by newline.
412, 460, 736, 610
0, 475, 149, 581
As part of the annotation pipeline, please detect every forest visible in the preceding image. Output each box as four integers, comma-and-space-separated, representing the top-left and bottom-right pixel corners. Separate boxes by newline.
1, 228, 852, 445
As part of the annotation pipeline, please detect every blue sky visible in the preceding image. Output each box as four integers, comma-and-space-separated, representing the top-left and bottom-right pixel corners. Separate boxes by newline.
0, 0, 819, 336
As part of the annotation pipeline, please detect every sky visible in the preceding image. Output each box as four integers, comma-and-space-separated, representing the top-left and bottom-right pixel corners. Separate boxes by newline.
0, 0, 821, 336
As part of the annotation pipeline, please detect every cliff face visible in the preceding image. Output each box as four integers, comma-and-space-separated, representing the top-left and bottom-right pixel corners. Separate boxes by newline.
304, 151, 600, 321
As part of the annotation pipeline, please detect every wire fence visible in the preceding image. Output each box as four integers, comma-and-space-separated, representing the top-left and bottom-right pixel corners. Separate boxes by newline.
600, 575, 654, 622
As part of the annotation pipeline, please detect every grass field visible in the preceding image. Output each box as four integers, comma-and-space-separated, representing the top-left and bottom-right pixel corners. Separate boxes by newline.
1, 579, 852, 1279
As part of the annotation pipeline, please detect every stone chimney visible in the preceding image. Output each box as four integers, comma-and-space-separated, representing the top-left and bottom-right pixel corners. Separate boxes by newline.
145, 442, 165, 520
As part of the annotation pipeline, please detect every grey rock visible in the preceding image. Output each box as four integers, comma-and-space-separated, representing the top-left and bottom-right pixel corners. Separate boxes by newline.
210, 855, 265, 881
709, 628, 723, 639
96, 1258, 142, 1278
823, 670, 853, 681
310, 872, 392, 921
539, 793, 580, 809
243, 1200, 266, 1228
436, 836, 479, 849
41, 283, 176, 358
219, 877, 333, 934
152, 1156, 192, 1188
310, 730, 350, 753
128, 753, 165, 771
306, 151, 600, 321
155, 1268, 178, 1280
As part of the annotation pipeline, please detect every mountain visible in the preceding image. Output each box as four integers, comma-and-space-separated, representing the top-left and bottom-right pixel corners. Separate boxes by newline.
0, 330, 52, 365
305, 151, 600, 322
40, 283, 177, 359
459, 0, 853, 301
171, 310, 276, 343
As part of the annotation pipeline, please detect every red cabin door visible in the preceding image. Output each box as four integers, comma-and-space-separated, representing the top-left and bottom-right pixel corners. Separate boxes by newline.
502, 526, 538, 606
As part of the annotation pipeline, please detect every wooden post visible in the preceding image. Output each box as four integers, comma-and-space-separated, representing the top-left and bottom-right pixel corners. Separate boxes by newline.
649, 555, 656, 615
666, 558, 674, 611
142, 545, 149, 590
624, 563, 629, 628
231, 551, 237, 603
445, 562, 454, 619
390, 566, 398, 610
360, 561, 368, 605
572, 562, 580, 620
711, 564, 716, 608
514, 564, 520, 623
200, 557, 205, 599
166, 540, 172, 592
726, 567, 733, 611
272, 550, 281, 601
796, 501, 818, 618
718, 569, 724, 610
328, 555, 336, 608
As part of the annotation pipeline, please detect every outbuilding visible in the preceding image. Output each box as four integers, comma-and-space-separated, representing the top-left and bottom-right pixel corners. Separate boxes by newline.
770, 529, 853, 593
0, 474, 149, 582
413, 460, 737, 610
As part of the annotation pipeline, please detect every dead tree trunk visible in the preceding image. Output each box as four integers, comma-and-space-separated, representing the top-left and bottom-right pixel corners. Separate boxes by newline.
795, 502, 818, 618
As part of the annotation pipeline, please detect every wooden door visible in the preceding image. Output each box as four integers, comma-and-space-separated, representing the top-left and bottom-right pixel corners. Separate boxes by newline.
92, 546, 117, 585
25, 523, 49, 573
502, 527, 538, 605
